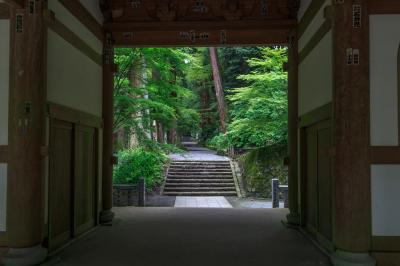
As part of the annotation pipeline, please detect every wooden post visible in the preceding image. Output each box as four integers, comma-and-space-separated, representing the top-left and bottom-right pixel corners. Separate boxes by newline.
331, 1, 375, 265
4, 2, 47, 265
286, 30, 300, 225
99, 32, 115, 224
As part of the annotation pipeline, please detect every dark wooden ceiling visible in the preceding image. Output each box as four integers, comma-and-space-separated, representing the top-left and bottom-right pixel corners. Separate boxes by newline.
102, 0, 298, 47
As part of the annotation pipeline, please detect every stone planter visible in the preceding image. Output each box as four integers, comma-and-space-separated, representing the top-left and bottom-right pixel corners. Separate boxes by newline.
113, 184, 139, 207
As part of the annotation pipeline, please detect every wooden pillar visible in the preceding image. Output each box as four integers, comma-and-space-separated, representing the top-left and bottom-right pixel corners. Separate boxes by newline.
4, 2, 47, 265
286, 31, 300, 225
331, 1, 375, 265
99, 32, 115, 224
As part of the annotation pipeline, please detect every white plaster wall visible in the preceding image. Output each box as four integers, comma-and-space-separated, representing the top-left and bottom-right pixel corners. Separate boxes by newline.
298, 0, 312, 21
47, 29, 102, 116
371, 165, 400, 236
299, 31, 333, 116
48, 0, 102, 54
299, 0, 331, 52
78, 0, 104, 24
370, 15, 400, 146
0, 19, 9, 232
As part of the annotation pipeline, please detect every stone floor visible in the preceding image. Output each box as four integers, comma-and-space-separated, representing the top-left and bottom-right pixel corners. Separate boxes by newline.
174, 196, 233, 208
44, 207, 331, 266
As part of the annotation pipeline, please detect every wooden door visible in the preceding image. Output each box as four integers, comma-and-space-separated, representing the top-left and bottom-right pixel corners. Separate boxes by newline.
317, 125, 332, 241
73, 125, 97, 236
304, 120, 332, 243
306, 126, 318, 233
48, 119, 73, 250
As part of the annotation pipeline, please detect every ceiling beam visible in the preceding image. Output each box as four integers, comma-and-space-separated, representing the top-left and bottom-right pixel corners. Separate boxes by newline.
58, 0, 104, 41
112, 28, 290, 47
106, 19, 297, 32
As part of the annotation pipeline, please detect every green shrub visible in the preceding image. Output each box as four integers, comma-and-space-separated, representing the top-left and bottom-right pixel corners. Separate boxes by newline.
113, 147, 168, 189
206, 134, 229, 154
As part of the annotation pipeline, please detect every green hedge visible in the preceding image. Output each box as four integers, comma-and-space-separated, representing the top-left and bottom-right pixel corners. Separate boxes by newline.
113, 147, 168, 189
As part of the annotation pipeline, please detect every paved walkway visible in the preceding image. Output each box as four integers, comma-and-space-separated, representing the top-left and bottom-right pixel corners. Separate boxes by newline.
175, 196, 233, 208
44, 208, 331, 266
169, 142, 230, 161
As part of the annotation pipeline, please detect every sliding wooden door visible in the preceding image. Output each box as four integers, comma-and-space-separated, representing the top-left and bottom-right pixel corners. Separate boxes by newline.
304, 120, 333, 245
48, 119, 73, 250
73, 125, 97, 236
48, 120, 98, 250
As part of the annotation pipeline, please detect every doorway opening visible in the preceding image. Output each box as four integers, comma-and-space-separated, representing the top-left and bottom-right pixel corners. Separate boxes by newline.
112, 46, 289, 209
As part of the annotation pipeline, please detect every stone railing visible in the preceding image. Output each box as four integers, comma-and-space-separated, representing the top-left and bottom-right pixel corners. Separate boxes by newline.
271, 178, 289, 208
113, 178, 146, 207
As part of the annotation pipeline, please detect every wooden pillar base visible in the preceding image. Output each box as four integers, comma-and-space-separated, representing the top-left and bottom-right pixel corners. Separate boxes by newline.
331, 250, 376, 266
2, 245, 47, 266
99, 209, 115, 225
286, 212, 300, 226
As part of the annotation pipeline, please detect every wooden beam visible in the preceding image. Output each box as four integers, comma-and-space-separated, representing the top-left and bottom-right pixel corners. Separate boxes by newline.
332, 0, 371, 253
0, 145, 8, 163
370, 147, 400, 164
298, 0, 325, 38
43, 10, 102, 66
372, 236, 400, 251
370, 0, 400, 14
0, 231, 7, 247
99, 32, 115, 224
299, 19, 332, 64
7, 0, 47, 251
299, 103, 332, 128
2, 0, 23, 8
112, 29, 290, 47
0, 3, 9, 19
286, 30, 300, 225
47, 102, 102, 128
106, 19, 297, 32
398, 45, 400, 145
58, 0, 103, 42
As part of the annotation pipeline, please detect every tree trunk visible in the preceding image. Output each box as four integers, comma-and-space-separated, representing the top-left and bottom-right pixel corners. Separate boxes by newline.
156, 121, 165, 144
209, 47, 227, 133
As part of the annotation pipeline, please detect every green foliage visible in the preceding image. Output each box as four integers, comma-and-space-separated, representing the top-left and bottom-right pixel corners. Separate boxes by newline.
113, 47, 201, 147
226, 47, 288, 148
113, 147, 168, 189
239, 146, 287, 198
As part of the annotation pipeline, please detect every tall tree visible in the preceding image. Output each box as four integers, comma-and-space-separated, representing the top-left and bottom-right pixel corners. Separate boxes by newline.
209, 47, 227, 133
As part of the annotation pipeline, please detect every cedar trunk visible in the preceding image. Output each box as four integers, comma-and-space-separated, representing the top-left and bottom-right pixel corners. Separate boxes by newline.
209, 47, 227, 133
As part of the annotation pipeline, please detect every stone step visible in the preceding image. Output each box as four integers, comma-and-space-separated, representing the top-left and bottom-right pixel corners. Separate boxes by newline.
165, 182, 235, 187
168, 171, 233, 175
164, 187, 236, 192
168, 170, 232, 174
167, 175, 233, 179
169, 166, 231, 171
171, 161, 230, 165
164, 191, 238, 196
169, 168, 232, 171
165, 179, 234, 183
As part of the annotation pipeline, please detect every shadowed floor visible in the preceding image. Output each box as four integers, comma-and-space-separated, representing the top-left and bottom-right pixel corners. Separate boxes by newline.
45, 208, 331, 266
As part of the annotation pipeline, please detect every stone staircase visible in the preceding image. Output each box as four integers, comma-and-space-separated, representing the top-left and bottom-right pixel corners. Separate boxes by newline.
163, 161, 238, 196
